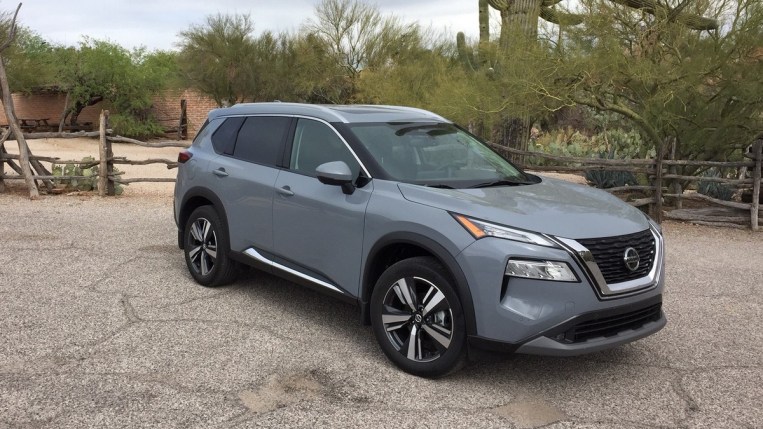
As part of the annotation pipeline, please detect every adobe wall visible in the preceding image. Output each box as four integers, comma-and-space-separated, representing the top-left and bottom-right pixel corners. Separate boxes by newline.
0, 93, 102, 127
152, 89, 219, 138
0, 89, 218, 139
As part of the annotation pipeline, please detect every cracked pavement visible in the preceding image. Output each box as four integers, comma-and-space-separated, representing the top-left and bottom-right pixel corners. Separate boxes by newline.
1, 193, 761, 428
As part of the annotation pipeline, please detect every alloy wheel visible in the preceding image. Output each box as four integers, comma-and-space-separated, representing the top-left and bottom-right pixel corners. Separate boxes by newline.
381, 276, 454, 362
187, 217, 217, 276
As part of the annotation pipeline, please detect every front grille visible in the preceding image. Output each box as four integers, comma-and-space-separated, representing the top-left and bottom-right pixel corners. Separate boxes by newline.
560, 303, 662, 343
578, 229, 656, 284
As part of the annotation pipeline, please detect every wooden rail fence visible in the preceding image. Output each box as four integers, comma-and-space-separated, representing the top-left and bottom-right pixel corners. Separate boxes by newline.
489, 142, 762, 231
1, 111, 761, 230
0, 110, 188, 197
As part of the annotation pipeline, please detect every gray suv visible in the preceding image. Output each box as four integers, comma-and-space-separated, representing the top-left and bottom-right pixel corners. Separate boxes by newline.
174, 103, 666, 377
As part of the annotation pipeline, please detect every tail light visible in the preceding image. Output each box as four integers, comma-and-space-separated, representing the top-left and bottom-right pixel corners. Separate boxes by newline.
178, 150, 193, 164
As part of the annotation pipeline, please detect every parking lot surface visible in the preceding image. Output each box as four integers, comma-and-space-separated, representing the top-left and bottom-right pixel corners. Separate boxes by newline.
1, 192, 761, 428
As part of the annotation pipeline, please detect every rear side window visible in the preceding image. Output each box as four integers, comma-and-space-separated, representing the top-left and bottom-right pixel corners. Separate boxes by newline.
211, 117, 245, 155
233, 116, 291, 166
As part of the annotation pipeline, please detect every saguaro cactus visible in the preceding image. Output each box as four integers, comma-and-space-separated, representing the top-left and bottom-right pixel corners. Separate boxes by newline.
484, 0, 717, 49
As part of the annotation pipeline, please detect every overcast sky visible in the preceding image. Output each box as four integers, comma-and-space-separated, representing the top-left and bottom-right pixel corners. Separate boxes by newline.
15, 0, 479, 51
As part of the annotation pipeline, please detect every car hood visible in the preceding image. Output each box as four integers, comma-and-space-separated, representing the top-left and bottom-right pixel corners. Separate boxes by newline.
397, 176, 649, 239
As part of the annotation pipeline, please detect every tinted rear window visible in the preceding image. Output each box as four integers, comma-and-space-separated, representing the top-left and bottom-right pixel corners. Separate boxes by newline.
211, 117, 245, 155
233, 116, 291, 166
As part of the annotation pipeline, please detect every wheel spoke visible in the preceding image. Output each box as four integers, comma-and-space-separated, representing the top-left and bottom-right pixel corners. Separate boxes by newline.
393, 278, 417, 311
188, 245, 202, 261
202, 220, 212, 242
205, 246, 217, 259
190, 221, 204, 242
421, 288, 446, 317
422, 324, 451, 351
201, 251, 211, 275
382, 306, 411, 332
406, 324, 421, 360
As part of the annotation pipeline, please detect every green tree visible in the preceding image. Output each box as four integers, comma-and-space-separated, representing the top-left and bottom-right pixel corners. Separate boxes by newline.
49, 39, 176, 137
177, 13, 260, 106
306, 0, 420, 103
4, 27, 56, 92
535, 0, 763, 163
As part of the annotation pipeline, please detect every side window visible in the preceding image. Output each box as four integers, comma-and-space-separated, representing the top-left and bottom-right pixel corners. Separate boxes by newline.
232, 116, 291, 166
289, 119, 360, 177
210, 117, 245, 155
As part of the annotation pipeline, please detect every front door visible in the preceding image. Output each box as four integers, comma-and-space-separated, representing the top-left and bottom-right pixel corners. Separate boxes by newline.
272, 118, 372, 297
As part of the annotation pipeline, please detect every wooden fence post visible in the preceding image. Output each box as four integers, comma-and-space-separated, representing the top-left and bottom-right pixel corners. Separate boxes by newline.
751, 141, 762, 231
178, 99, 188, 141
98, 110, 109, 196
669, 138, 682, 209
651, 144, 665, 222
0, 139, 5, 193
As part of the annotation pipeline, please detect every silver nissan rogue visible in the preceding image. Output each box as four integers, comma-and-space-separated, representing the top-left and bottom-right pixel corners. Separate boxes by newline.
174, 103, 666, 377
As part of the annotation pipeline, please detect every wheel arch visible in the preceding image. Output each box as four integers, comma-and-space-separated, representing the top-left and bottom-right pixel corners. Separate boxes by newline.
360, 232, 477, 336
178, 186, 230, 250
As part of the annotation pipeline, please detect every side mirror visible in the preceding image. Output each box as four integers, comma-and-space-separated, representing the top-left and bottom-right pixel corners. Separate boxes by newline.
316, 161, 355, 195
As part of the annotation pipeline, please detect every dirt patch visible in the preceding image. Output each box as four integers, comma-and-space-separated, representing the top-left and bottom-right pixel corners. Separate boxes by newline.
238, 372, 325, 414
492, 398, 567, 428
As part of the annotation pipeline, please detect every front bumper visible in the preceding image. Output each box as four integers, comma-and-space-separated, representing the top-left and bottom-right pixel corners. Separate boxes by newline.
455, 232, 666, 355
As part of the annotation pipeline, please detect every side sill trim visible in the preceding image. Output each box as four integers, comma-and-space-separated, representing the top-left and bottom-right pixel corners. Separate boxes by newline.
243, 248, 343, 294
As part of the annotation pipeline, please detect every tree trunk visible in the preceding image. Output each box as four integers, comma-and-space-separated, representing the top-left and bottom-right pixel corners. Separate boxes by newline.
0, 55, 38, 199
58, 92, 70, 133
0, 142, 5, 193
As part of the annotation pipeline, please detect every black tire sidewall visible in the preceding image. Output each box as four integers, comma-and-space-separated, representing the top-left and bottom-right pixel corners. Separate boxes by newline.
370, 256, 466, 377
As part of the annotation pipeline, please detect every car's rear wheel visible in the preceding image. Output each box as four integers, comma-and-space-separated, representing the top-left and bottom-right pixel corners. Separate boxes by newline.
370, 256, 466, 377
183, 206, 238, 287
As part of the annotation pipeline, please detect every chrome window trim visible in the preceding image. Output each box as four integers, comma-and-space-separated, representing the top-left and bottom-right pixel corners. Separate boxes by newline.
243, 248, 343, 294
553, 227, 663, 298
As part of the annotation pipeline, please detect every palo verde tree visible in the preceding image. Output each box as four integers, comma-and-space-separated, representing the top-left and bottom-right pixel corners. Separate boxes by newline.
177, 13, 260, 107
455, 0, 720, 151
306, 0, 421, 103
532, 0, 763, 166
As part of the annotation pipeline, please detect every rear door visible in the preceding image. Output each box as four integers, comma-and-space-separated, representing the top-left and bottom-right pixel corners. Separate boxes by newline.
271, 118, 372, 297
208, 115, 292, 253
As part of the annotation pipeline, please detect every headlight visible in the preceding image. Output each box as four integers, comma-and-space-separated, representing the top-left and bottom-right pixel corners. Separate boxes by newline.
452, 214, 557, 247
506, 259, 578, 282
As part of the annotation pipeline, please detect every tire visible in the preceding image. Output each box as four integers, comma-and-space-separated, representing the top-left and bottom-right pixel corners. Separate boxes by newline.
370, 256, 466, 377
183, 205, 238, 287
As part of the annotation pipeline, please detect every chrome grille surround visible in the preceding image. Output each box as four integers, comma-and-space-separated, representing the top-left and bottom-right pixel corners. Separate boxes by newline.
553, 226, 663, 299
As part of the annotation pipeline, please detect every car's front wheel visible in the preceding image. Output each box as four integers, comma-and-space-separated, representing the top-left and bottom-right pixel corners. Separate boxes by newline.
370, 256, 466, 377
183, 206, 238, 287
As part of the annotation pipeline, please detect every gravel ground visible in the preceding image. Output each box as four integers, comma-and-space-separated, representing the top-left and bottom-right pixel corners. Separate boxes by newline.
0, 155, 761, 427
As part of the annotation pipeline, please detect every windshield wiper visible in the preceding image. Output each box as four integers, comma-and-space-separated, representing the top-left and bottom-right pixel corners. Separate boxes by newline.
469, 179, 534, 188
424, 183, 456, 189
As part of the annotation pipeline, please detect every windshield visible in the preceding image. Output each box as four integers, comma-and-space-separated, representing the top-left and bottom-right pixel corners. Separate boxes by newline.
346, 122, 531, 188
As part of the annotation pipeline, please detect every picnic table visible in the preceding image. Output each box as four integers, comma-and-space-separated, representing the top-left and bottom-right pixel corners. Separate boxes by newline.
19, 118, 52, 131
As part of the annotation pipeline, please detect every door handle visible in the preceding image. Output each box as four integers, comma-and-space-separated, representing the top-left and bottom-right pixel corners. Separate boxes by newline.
213, 168, 228, 177
277, 186, 294, 197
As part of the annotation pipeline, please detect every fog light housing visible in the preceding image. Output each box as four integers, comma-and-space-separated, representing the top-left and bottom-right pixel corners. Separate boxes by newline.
505, 259, 578, 282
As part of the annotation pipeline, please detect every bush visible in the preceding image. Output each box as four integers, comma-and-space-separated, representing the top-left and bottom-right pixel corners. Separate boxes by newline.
110, 113, 165, 140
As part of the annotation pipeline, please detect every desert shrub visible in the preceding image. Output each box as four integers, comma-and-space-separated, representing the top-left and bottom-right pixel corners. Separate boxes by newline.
697, 169, 734, 201
110, 114, 165, 140
52, 156, 124, 194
